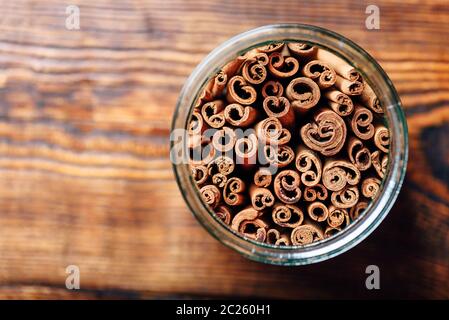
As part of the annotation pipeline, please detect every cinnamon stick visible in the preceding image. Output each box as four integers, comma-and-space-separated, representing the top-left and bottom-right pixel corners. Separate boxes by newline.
250, 186, 275, 210
291, 224, 324, 245
303, 184, 328, 202
274, 170, 302, 204
287, 42, 317, 59
360, 82, 383, 113
331, 186, 360, 209
267, 52, 300, 78
262, 80, 284, 98
231, 207, 268, 242
286, 77, 321, 112
295, 146, 322, 187
224, 103, 258, 127
351, 105, 375, 140
322, 159, 361, 192
200, 184, 221, 209
224, 177, 246, 206
262, 96, 295, 128
303, 60, 337, 89
254, 168, 273, 187
327, 206, 350, 228
201, 100, 226, 129
307, 202, 329, 222
361, 177, 381, 199
315, 48, 360, 81
374, 125, 390, 153
347, 137, 372, 171
226, 75, 257, 105
272, 203, 304, 228
324, 89, 354, 117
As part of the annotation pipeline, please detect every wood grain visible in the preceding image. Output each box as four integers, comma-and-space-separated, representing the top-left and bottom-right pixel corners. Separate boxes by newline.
0, 0, 448, 299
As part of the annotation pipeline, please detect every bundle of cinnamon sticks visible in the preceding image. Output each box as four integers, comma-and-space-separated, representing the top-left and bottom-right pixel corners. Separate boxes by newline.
188, 41, 390, 246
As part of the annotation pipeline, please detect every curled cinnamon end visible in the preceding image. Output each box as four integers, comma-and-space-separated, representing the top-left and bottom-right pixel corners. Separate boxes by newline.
189, 111, 206, 136
255, 117, 283, 144
287, 42, 317, 59
262, 80, 284, 98
226, 76, 257, 105
242, 56, 268, 85
350, 201, 368, 221
295, 147, 322, 187
221, 55, 247, 78
257, 42, 284, 53
254, 168, 273, 187
200, 184, 221, 209
360, 82, 383, 113
327, 205, 350, 228
308, 202, 329, 222
291, 224, 324, 245
351, 105, 375, 140
304, 184, 328, 202
278, 128, 292, 145
224, 177, 246, 206
201, 100, 225, 128
267, 52, 300, 78
303, 60, 336, 89
371, 151, 388, 179
215, 205, 232, 225
335, 75, 364, 96
263, 96, 295, 128
324, 89, 354, 117
231, 207, 267, 242
347, 137, 372, 171
267, 229, 291, 246
235, 133, 258, 168
191, 165, 208, 186
300, 109, 347, 156
324, 226, 342, 238
274, 170, 301, 204
315, 48, 360, 81
207, 155, 235, 176
331, 186, 359, 209
211, 126, 236, 153
207, 71, 228, 98
250, 186, 275, 210
286, 77, 321, 112
322, 160, 361, 192
374, 125, 390, 153
211, 173, 227, 188
272, 203, 304, 228
224, 103, 257, 127
362, 177, 381, 199
264, 145, 295, 169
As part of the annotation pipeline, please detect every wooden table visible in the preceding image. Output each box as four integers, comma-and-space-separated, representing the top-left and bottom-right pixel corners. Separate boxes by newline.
0, 0, 448, 299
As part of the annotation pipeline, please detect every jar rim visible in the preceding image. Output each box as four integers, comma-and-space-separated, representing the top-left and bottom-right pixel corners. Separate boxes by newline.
171, 24, 408, 265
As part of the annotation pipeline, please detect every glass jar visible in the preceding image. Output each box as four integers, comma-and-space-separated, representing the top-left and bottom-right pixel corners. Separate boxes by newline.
171, 24, 408, 265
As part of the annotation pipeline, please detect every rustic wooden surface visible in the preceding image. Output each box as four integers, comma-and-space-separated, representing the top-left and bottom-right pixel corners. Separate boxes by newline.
0, 0, 448, 299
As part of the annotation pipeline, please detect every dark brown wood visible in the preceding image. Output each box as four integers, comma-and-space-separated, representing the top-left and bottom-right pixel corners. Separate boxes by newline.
0, 0, 448, 299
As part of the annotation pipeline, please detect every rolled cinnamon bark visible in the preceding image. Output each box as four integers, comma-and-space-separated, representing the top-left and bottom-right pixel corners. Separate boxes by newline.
262, 80, 284, 98
291, 224, 324, 245
267, 52, 300, 78
303, 184, 328, 201
254, 168, 273, 188
324, 89, 354, 116
272, 203, 304, 228
287, 42, 317, 59
349, 201, 368, 221
215, 205, 232, 225
274, 170, 302, 204
351, 105, 375, 140
211, 126, 237, 154
207, 155, 235, 177
201, 100, 225, 128
235, 133, 258, 168
231, 207, 268, 242
300, 109, 347, 156
295, 146, 322, 187
322, 160, 361, 192
327, 205, 350, 228
200, 184, 221, 209
241, 55, 268, 85
264, 145, 295, 169
257, 42, 284, 53
286, 77, 321, 112
360, 82, 383, 113
195, 71, 228, 108
262, 96, 295, 128
254, 117, 283, 144
277, 128, 292, 145
347, 137, 372, 171
374, 125, 390, 153
250, 185, 275, 210
335, 75, 364, 96
307, 202, 329, 222
331, 186, 359, 209
211, 173, 227, 188
371, 150, 388, 179
224, 103, 258, 127
224, 177, 246, 206
191, 165, 208, 186
324, 226, 341, 238
267, 229, 291, 246
361, 177, 381, 199
189, 111, 206, 136
226, 75, 257, 105
303, 60, 337, 89
315, 48, 360, 81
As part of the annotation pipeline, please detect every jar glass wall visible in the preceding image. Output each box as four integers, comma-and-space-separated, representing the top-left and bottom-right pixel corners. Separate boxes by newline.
171, 24, 408, 265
